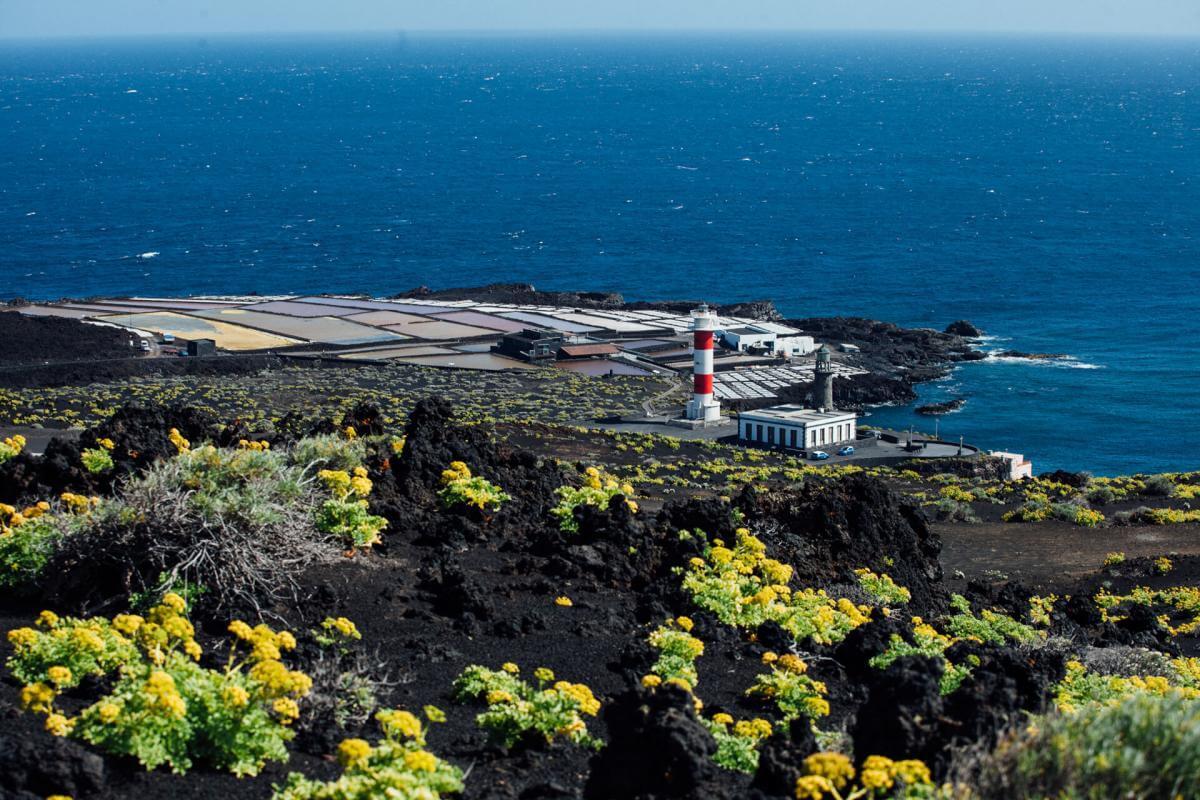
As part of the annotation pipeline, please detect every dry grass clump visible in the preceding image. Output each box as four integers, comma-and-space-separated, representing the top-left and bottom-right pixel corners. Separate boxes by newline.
50, 445, 342, 615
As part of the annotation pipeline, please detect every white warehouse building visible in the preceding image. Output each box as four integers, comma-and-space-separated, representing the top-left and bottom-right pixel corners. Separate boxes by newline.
720, 325, 816, 357
738, 405, 858, 450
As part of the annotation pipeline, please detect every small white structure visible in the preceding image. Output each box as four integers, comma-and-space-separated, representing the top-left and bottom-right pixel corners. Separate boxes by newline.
738, 405, 858, 450
775, 335, 816, 357
686, 305, 721, 422
990, 451, 1034, 481
722, 326, 776, 352
721, 325, 815, 357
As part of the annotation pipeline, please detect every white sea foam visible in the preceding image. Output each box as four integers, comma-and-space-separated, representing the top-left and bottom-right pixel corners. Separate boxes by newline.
676, 165, 698, 171
983, 353, 1103, 369
125, 89, 138, 94
137, 251, 160, 259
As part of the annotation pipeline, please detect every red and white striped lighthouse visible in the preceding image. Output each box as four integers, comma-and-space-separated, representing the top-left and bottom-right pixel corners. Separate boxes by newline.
686, 304, 721, 422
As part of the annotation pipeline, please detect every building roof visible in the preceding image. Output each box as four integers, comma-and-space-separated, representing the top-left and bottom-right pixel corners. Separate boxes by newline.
726, 326, 773, 336
738, 404, 857, 424
503, 328, 562, 342
559, 343, 620, 358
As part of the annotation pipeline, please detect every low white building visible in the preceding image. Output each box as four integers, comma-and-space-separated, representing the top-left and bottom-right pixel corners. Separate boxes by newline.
775, 335, 816, 357
738, 405, 858, 450
990, 451, 1034, 480
722, 326, 776, 352
721, 326, 815, 357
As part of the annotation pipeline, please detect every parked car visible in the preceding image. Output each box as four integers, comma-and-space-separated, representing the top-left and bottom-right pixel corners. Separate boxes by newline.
838, 446, 855, 456
810, 451, 830, 461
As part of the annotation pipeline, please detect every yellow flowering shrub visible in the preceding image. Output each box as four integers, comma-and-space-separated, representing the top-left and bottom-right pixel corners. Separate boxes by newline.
855, 569, 912, 606
869, 616, 976, 695
316, 467, 387, 549
1095, 585, 1200, 636
1053, 660, 1200, 713
273, 706, 462, 800
550, 466, 637, 533
0, 433, 25, 464
746, 653, 830, 722
314, 615, 362, 651
681, 528, 870, 646
438, 461, 512, 514
648, 617, 705, 688
452, 663, 602, 749
5, 596, 310, 776
701, 713, 773, 773
0, 505, 72, 588
793, 752, 933, 799
168, 428, 191, 454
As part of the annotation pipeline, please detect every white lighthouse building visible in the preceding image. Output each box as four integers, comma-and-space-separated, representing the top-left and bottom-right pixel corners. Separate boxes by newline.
686, 305, 722, 422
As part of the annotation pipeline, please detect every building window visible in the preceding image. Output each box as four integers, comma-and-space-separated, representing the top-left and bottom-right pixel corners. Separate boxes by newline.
789, 429, 797, 448
820, 428, 826, 445
756, 424, 763, 442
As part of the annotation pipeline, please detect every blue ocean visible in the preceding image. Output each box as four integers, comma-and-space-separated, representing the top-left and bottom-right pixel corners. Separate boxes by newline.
1, 34, 1197, 476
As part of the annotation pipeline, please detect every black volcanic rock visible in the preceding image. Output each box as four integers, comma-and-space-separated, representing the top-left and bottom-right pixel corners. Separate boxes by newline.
945, 320, 983, 337
396, 283, 782, 321
0, 310, 135, 366
740, 475, 945, 615
585, 685, 725, 800
916, 398, 966, 416
787, 316, 982, 380
851, 655, 945, 765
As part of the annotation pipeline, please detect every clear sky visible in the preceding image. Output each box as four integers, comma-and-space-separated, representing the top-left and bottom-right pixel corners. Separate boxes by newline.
2, 0, 1199, 39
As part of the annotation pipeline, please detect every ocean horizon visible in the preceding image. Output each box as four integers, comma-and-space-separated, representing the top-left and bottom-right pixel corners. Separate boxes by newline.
1, 32, 1197, 475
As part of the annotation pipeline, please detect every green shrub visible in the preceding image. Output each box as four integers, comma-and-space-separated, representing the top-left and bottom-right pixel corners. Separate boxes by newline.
6, 597, 311, 775
550, 466, 636, 533
647, 617, 704, 689
273, 708, 463, 800
81, 447, 114, 474
680, 528, 871, 647
935, 497, 980, 523
700, 714, 773, 773
286, 434, 367, 472
855, 569, 911, 606
869, 619, 976, 696
946, 594, 1042, 646
745, 653, 830, 721
968, 692, 1200, 800
438, 461, 511, 514
1141, 475, 1177, 497
315, 468, 387, 549
54, 442, 342, 612
0, 514, 70, 588
451, 663, 601, 749
0, 434, 25, 464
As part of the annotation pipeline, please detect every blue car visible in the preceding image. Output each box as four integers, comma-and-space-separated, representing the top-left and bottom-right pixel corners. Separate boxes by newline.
838, 446, 855, 456
810, 450, 830, 461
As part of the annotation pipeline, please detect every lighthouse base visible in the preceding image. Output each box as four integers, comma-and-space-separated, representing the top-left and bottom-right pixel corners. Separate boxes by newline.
686, 398, 722, 422
671, 401, 728, 429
